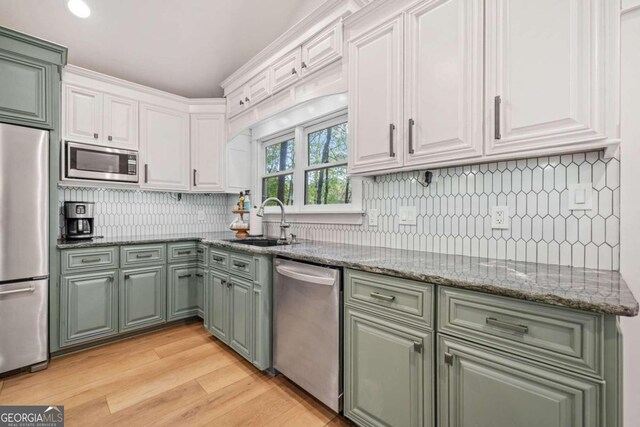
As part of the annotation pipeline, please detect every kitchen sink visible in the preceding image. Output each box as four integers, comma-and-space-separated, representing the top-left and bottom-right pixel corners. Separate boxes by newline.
225, 238, 290, 247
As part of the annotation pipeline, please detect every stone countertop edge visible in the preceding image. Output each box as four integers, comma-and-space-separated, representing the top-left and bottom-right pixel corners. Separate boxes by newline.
57, 234, 639, 317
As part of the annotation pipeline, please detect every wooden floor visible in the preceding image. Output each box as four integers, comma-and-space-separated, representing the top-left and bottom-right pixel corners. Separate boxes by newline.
0, 322, 354, 426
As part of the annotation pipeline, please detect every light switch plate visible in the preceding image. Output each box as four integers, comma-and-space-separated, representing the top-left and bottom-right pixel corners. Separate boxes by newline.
568, 183, 593, 210
368, 209, 379, 226
398, 206, 417, 226
491, 206, 510, 230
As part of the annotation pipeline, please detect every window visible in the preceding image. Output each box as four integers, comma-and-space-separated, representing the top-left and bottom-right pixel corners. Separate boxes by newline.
259, 112, 361, 217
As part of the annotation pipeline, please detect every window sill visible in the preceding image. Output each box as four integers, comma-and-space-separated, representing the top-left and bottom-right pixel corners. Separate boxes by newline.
261, 210, 364, 225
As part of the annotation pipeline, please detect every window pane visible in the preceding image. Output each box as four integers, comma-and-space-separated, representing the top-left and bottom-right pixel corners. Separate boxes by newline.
262, 174, 294, 205
265, 139, 295, 174
308, 122, 348, 166
305, 165, 351, 205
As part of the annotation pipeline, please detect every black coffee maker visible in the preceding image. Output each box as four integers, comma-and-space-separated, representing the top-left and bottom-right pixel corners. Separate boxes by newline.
64, 201, 95, 239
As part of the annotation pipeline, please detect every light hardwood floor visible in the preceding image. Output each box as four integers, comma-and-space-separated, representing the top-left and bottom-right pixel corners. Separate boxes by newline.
0, 322, 354, 427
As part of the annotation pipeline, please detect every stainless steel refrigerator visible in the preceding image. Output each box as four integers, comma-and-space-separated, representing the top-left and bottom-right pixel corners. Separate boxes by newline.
0, 123, 49, 374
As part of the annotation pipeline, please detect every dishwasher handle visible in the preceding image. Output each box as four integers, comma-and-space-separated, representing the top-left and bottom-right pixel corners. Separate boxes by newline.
276, 265, 336, 286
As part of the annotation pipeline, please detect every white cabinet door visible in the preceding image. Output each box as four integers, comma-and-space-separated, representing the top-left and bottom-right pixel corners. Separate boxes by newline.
404, 0, 483, 167
103, 95, 138, 150
246, 70, 270, 106
225, 132, 251, 193
301, 21, 343, 77
270, 47, 302, 93
190, 113, 226, 192
485, 0, 608, 155
348, 15, 404, 174
64, 85, 103, 144
227, 86, 246, 118
140, 103, 189, 191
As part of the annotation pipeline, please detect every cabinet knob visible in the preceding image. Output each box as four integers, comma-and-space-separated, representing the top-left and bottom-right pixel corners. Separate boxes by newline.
239, 100, 244, 106
301, 61, 307, 69
245, 97, 250, 103
108, 135, 113, 141
291, 67, 297, 75
93, 133, 99, 139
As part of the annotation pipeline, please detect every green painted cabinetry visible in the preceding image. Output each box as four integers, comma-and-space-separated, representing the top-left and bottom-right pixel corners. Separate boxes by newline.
167, 263, 200, 320
60, 269, 119, 347
119, 265, 166, 332
229, 276, 252, 360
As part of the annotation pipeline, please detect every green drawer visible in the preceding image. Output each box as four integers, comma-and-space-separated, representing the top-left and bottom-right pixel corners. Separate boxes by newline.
228, 252, 254, 280
438, 287, 603, 377
61, 246, 119, 274
209, 248, 229, 272
121, 244, 166, 267
167, 242, 198, 263
345, 269, 433, 330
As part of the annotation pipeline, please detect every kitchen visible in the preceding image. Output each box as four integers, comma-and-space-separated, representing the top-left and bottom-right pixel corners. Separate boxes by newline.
0, 0, 639, 426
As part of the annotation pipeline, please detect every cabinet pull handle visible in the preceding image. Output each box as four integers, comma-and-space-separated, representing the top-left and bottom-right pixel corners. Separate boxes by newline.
108, 135, 113, 141
136, 253, 153, 259
301, 61, 307, 69
291, 67, 297, 75
444, 352, 454, 366
81, 257, 101, 263
196, 273, 204, 278
177, 250, 192, 255
193, 169, 197, 187
494, 95, 501, 140
213, 256, 224, 262
370, 292, 395, 302
93, 133, 99, 139
408, 118, 415, 154
486, 317, 528, 334
197, 249, 204, 254
413, 341, 423, 353
389, 123, 396, 158
124, 274, 130, 280
232, 261, 247, 268
178, 274, 192, 279
144, 164, 148, 183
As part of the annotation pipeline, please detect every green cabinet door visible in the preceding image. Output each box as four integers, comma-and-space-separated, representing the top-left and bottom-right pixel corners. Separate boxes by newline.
209, 269, 230, 343
229, 276, 252, 360
60, 270, 119, 347
167, 263, 199, 320
345, 307, 433, 427
438, 335, 602, 427
119, 265, 166, 332
196, 267, 205, 318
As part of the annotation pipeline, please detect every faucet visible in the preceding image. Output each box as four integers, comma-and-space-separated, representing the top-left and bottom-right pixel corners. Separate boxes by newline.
256, 197, 290, 243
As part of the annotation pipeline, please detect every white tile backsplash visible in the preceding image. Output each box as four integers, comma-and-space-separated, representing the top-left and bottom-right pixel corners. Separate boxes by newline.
263, 151, 620, 270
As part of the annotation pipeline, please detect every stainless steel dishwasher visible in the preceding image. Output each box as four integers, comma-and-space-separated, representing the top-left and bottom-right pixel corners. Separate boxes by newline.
273, 258, 342, 412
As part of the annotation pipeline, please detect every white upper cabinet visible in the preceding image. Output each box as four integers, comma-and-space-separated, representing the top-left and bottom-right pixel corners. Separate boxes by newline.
140, 103, 189, 191
103, 95, 138, 150
485, 0, 617, 156
270, 47, 302, 93
190, 113, 226, 192
246, 70, 271, 107
301, 20, 343, 77
404, 0, 483, 167
348, 15, 404, 174
64, 85, 103, 144
64, 84, 139, 150
227, 86, 247, 118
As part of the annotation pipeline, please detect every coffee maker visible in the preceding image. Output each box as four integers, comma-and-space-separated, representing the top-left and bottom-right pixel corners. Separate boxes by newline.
64, 201, 95, 240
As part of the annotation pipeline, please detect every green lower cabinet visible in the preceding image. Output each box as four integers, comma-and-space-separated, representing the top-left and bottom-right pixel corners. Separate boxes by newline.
229, 276, 252, 360
345, 306, 433, 427
208, 269, 230, 342
438, 335, 602, 427
196, 266, 205, 318
60, 270, 119, 347
167, 263, 200, 320
119, 265, 166, 332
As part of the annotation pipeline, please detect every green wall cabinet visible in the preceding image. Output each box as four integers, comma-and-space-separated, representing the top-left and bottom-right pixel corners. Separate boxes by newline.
438, 335, 602, 427
0, 27, 66, 129
345, 306, 433, 427
60, 269, 119, 347
119, 265, 166, 332
167, 263, 200, 320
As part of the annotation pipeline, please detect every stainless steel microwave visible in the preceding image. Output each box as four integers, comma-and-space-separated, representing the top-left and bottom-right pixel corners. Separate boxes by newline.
66, 141, 138, 183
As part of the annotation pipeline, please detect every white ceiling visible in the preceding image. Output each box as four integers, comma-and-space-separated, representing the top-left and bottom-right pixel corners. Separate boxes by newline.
0, 0, 326, 98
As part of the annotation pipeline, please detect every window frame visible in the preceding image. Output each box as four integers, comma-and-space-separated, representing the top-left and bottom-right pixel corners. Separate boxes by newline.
258, 111, 362, 219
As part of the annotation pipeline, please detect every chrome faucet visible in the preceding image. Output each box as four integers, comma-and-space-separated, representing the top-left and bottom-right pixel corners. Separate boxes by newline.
256, 197, 290, 243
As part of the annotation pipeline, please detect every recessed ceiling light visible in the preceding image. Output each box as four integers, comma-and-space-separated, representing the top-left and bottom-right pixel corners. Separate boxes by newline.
67, 0, 90, 18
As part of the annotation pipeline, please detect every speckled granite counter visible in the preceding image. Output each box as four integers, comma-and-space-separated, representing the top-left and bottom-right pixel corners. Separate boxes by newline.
58, 233, 639, 316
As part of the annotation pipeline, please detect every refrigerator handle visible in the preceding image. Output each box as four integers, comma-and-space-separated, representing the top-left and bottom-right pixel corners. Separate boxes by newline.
0, 284, 35, 296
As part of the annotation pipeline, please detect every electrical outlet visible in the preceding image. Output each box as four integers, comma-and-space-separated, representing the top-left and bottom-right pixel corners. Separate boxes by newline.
197, 210, 205, 222
491, 206, 509, 230
368, 209, 379, 226
398, 206, 417, 226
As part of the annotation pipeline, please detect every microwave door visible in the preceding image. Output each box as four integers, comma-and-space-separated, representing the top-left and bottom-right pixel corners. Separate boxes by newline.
66, 142, 138, 183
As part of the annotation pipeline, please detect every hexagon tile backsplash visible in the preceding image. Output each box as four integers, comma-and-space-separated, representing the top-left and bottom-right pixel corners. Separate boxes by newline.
264, 151, 620, 270
58, 188, 234, 238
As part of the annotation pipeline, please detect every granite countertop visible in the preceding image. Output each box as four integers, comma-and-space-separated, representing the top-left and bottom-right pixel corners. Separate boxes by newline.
57, 233, 639, 317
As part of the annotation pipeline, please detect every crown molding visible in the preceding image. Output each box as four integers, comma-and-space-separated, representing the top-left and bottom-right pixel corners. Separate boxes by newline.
220, 0, 365, 90
0, 25, 68, 66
